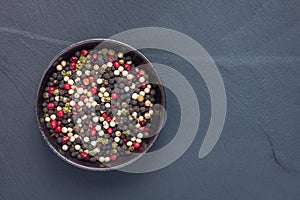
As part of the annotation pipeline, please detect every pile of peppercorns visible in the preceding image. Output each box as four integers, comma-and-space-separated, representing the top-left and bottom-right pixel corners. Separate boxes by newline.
40, 47, 158, 166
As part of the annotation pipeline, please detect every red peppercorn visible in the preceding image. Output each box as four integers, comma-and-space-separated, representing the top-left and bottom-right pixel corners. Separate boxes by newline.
90, 87, 97, 94
108, 55, 114, 62
64, 84, 71, 90
80, 152, 89, 160
124, 64, 131, 71
57, 121, 62, 125
92, 53, 98, 60
72, 111, 78, 116
81, 49, 88, 56
55, 126, 62, 133
106, 116, 112, 122
48, 86, 55, 95
140, 120, 146, 127
136, 73, 140, 78
133, 142, 140, 149
110, 154, 117, 161
107, 127, 113, 134
70, 56, 78, 62
113, 61, 120, 68
123, 138, 128, 142
110, 105, 115, 109
57, 110, 64, 118
47, 102, 55, 110
62, 136, 69, 143
111, 93, 118, 99
50, 120, 58, 129
141, 82, 147, 89
102, 113, 107, 118
70, 62, 76, 70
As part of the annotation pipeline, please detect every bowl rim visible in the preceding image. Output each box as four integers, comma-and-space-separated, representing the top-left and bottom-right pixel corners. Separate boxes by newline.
35, 38, 165, 171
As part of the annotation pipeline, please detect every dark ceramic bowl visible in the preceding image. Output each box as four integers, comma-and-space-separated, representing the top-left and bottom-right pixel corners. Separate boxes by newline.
35, 39, 165, 171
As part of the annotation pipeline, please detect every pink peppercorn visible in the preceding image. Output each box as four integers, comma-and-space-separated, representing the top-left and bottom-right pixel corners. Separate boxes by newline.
133, 142, 140, 149
88, 76, 94, 83
92, 53, 98, 60
64, 84, 71, 90
90, 87, 97, 94
57, 110, 64, 118
90, 129, 96, 136
47, 102, 55, 110
70, 56, 78, 62
106, 116, 112, 122
110, 154, 117, 161
113, 61, 120, 68
111, 93, 118, 99
80, 152, 89, 160
108, 55, 114, 62
70, 62, 76, 70
50, 120, 58, 129
55, 126, 62, 133
62, 136, 69, 143
141, 82, 147, 89
48, 86, 55, 95
124, 64, 131, 71
140, 120, 146, 127
81, 49, 88, 56
107, 127, 113, 134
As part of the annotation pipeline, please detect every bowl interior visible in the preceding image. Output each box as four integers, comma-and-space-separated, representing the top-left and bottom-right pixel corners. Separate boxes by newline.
36, 39, 165, 170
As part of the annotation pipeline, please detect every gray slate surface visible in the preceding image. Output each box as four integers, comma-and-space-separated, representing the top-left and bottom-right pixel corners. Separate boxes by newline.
0, 0, 299, 200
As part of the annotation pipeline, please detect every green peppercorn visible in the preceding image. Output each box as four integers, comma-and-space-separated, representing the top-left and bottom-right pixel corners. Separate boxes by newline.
123, 130, 130, 136
105, 97, 111, 102
66, 71, 72, 76
112, 142, 118, 149
76, 63, 82, 69
121, 108, 127, 115
86, 63, 91, 69
108, 49, 115, 56
63, 107, 69, 113
111, 149, 117, 154
79, 55, 86, 62
89, 150, 96, 156
101, 48, 108, 55
62, 97, 68, 103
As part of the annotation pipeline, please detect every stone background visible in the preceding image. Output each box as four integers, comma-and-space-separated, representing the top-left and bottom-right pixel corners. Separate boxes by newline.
0, 1, 299, 199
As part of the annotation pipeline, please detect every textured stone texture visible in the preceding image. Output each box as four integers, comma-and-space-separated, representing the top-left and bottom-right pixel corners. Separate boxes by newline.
0, 0, 299, 200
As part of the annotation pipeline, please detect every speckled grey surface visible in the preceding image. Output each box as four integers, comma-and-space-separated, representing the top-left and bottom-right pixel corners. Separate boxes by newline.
0, 1, 299, 200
